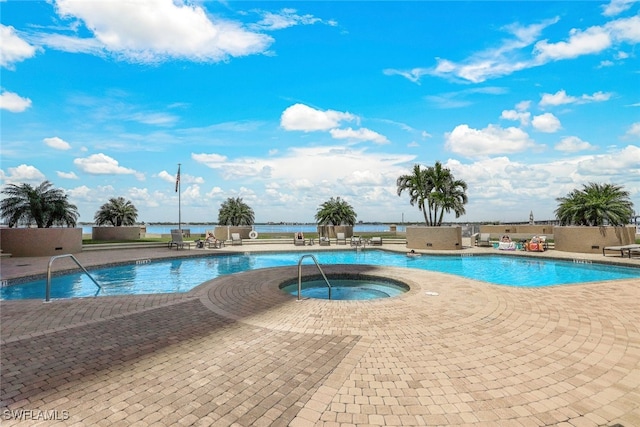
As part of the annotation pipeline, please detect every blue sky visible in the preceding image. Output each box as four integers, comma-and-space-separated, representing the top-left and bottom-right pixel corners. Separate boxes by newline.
1, 0, 639, 224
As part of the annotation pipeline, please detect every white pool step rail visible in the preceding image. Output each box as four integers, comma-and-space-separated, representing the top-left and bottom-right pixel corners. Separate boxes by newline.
297, 254, 332, 300
46, 254, 102, 302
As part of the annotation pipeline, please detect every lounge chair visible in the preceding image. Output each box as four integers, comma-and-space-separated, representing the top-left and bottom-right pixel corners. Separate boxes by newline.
319, 236, 331, 246
231, 233, 242, 246
475, 233, 492, 247
336, 232, 346, 245
294, 233, 305, 246
370, 236, 382, 246
350, 236, 362, 246
602, 244, 640, 257
169, 230, 192, 250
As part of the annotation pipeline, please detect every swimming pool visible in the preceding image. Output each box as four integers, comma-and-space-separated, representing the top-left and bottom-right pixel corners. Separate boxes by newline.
1, 250, 639, 300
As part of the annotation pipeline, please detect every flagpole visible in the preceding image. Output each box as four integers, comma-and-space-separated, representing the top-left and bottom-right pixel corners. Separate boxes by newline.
176, 163, 182, 232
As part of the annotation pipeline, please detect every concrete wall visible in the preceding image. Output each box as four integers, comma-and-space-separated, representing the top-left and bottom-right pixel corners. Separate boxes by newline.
480, 225, 554, 236
554, 226, 636, 254
406, 226, 462, 250
91, 226, 142, 241
214, 226, 253, 240
0, 227, 82, 257
317, 225, 354, 238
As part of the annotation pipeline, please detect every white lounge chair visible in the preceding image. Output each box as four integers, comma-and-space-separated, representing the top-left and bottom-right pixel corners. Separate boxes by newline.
475, 233, 492, 247
370, 237, 382, 246
336, 232, 346, 245
231, 233, 242, 246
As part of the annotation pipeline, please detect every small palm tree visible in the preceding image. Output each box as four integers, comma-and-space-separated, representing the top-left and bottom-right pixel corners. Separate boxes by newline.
218, 197, 255, 226
555, 183, 633, 226
0, 180, 79, 228
94, 197, 139, 226
315, 197, 357, 226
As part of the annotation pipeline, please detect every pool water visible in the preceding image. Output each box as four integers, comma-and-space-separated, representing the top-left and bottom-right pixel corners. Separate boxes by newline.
2, 251, 639, 300
280, 277, 409, 300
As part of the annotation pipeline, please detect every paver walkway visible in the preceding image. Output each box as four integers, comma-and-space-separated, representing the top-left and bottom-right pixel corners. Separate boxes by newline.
1, 246, 639, 426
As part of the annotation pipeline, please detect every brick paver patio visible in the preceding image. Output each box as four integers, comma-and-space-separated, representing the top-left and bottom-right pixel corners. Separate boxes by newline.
1, 245, 639, 426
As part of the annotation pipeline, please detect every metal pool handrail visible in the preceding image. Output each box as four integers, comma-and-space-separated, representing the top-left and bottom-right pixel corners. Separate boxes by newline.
46, 254, 102, 302
297, 254, 332, 300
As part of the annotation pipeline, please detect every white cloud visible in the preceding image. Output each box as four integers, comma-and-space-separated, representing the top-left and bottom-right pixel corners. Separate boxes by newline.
396, 17, 560, 83
57, 171, 79, 179
1, 164, 46, 183
606, 15, 640, 44
534, 15, 640, 62
532, 113, 561, 133
444, 124, 536, 157
534, 26, 612, 61
576, 145, 640, 175
555, 136, 596, 152
329, 127, 389, 144
602, 0, 639, 16
500, 109, 531, 126
252, 8, 334, 31
73, 153, 142, 179
0, 25, 38, 69
539, 89, 613, 107
382, 67, 429, 84
623, 122, 640, 139
0, 90, 32, 112
392, 13, 639, 84
280, 103, 356, 132
157, 169, 203, 185
44, 136, 72, 150
191, 153, 228, 167
45, 0, 273, 63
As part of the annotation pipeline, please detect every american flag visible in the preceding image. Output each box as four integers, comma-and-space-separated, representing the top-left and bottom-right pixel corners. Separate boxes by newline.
175, 165, 180, 192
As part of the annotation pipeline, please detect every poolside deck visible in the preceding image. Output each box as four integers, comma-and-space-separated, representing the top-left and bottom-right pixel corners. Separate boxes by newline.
1, 243, 639, 426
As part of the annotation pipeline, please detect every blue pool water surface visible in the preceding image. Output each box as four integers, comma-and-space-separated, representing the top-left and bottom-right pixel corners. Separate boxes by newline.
280, 278, 409, 300
2, 250, 639, 300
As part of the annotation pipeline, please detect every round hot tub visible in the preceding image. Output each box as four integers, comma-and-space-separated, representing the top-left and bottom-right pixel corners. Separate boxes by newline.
280, 274, 409, 300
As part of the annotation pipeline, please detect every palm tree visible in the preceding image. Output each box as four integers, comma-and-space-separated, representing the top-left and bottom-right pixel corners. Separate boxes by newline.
0, 180, 79, 228
555, 183, 633, 226
315, 197, 357, 226
397, 161, 468, 226
217, 197, 255, 226
94, 197, 139, 226
396, 164, 432, 224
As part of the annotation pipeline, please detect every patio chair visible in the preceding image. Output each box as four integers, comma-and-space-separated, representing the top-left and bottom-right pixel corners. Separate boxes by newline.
336, 232, 347, 245
169, 230, 193, 250
475, 233, 492, 247
350, 236, 362, 246
370, 237, 382, 246
318, 236, 331, 246
231, 233, 242, 246
294, 232, 305, 246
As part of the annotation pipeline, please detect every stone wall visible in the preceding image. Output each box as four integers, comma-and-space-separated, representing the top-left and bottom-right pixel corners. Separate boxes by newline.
554, 226, 636, 254
480, 225, 554, 236
316, 225, 354, 239
406, 226, 462, 250
91, 226, 142, 241
0, 228, 83, 257
213, 226, 253, 241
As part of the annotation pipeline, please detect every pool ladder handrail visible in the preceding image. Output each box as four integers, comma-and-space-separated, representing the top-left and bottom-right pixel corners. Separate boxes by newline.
46, 254, 102, 302
297, 254, 332, 300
